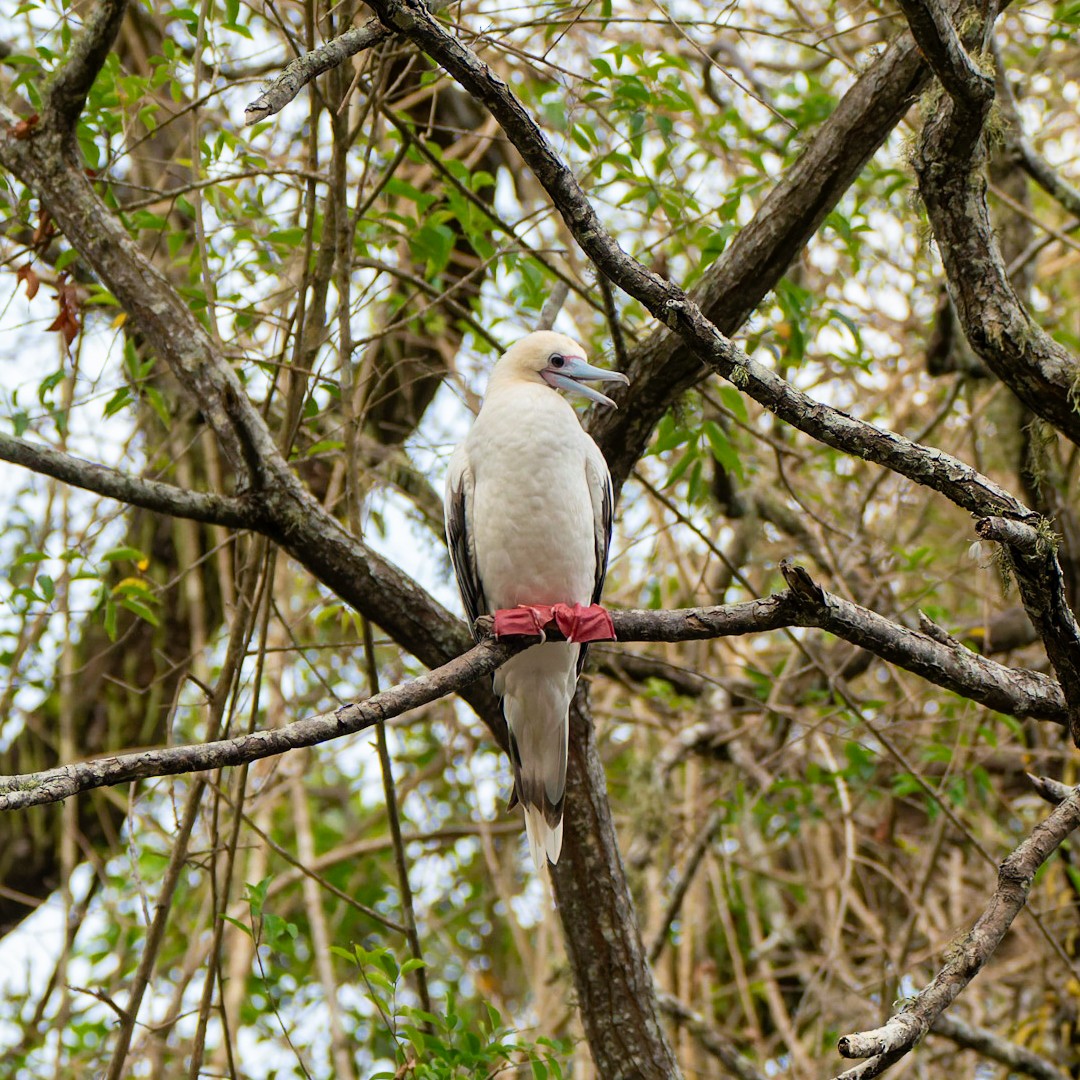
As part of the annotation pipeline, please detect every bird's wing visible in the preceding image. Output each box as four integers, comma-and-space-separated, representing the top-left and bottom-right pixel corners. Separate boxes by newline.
585, 437, 615, 605
578, 438, 615, 677
444, 446, 487, 640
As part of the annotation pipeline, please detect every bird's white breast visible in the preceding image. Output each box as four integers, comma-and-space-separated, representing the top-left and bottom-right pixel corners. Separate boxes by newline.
465, 384, 597, 609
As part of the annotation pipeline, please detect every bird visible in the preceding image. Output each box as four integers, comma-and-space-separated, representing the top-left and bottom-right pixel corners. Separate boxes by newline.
444, 331, 628, 869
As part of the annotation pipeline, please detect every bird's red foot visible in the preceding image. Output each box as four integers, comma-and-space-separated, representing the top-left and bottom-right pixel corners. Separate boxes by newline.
491, 603, 616, 643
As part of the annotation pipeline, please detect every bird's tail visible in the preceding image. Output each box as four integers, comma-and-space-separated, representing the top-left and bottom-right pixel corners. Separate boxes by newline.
497, 645, 577, 869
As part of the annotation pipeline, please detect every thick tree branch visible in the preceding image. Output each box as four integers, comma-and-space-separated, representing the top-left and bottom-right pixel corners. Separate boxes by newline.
0, 433, 252, 529
909, 8, 1080, 445
550, 695, 683, 1078
895, 0, 994, 109
0, 136, 272, 486
42, 0, 127, 135
976, 516, 1080, 742
777, 560, 1066, 725
591, 6, 949, 490
363, 0, 1033, 525
834, 784, 1080, 1079
0, 590, 1065, 810
0, 100, 500, 727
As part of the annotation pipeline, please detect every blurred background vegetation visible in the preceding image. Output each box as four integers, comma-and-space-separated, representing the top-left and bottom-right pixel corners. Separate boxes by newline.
2, 0, 1080, 1076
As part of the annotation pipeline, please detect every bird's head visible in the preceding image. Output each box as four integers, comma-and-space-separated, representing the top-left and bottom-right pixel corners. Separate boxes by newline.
491, 330, 630, 408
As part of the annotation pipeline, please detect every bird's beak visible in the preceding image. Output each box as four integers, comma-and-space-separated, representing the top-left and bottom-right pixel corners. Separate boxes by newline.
543, 357, 630, 408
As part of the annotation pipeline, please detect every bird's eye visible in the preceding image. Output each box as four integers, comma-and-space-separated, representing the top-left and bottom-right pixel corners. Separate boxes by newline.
549, 354, 565, 368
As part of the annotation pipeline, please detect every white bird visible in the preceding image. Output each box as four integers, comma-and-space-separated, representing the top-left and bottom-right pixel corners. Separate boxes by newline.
444, 331, 628, 868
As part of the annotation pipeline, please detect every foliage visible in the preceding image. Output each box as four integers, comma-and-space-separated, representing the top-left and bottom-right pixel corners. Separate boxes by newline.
1, 1, 1080, 1078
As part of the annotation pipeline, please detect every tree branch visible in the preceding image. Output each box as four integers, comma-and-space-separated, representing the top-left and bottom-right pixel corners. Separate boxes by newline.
42, 0, 127, 136
909, 5, 1080, 445
0, 70, 497, 725
646, 806, 723, 965
657, 992, 768, 1080
975, 516, 1080, 742
0, 637, 520, 812
930, 1013, 1071, 1080
994, 41, 1080, 220
0, 589, 1065, 810
834, 784, 1080, 1079
591, 5, 949, 490
895, 0, 994, 109
243, 0, 452, 124
362, 0, 1034, 525
0, 433, 252, 529
777, 560, 1066, 725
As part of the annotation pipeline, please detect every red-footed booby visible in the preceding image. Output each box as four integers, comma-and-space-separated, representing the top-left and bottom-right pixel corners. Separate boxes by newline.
444, 331, 628, 868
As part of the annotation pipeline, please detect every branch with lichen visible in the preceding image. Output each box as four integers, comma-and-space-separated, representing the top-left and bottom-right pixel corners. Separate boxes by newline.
834, 783, 1080, 1079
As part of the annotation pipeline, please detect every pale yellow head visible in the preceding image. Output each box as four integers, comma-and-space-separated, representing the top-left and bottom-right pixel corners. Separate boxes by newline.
487, 331, 629, 407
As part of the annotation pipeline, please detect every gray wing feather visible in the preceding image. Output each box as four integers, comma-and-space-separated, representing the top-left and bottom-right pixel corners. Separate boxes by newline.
579, 440, 616, 675
444, 448, 488, 640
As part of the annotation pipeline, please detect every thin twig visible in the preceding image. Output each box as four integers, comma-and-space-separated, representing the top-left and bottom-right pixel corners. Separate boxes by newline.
657, 991, 768, 1080
243, 0, 454, 124
536, 280, 570, 331
646, 807, 723, 965
834, 785, 1080, 1079
0, 584, 1068, 810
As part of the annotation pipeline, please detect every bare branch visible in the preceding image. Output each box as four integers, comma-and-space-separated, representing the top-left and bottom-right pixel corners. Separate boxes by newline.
592, 7, 952, 489
363, 0, 1034, 524
994, 41, 1080, 220
910, 9, 1080, 445
0, 587, 1065, 811
0, 433, 252, 529
0, 638, 520, 812
930, 1013, 1071, 1080
776, 561, 1066, 725
1027, 772, 1073, 805
976, 516, 1080, 742
835, 784, 1080, 1079
657, 992, 768, 1080
244, 17, 395, 125
42, 0, 127, 135
242, 0, 452, 125
646, 807, 723, 964
895, 0, 994, 109
1012, 137, 1080, 219
536, 281, 570, 332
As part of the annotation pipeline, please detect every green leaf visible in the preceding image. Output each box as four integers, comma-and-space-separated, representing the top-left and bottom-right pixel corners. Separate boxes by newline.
54, 248, 80, 271
143, 386, 172, 427
220, 914, 253, 938
103, 386, 133, 418
118, 595, 160, 627
664, 442, 698, 488
651, 413, 690, 455
702, 420, 744, 480
103, 546, 148, 564
719, 385, 749, 424
36, 573, 54, 603
103, 598, 118, 641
